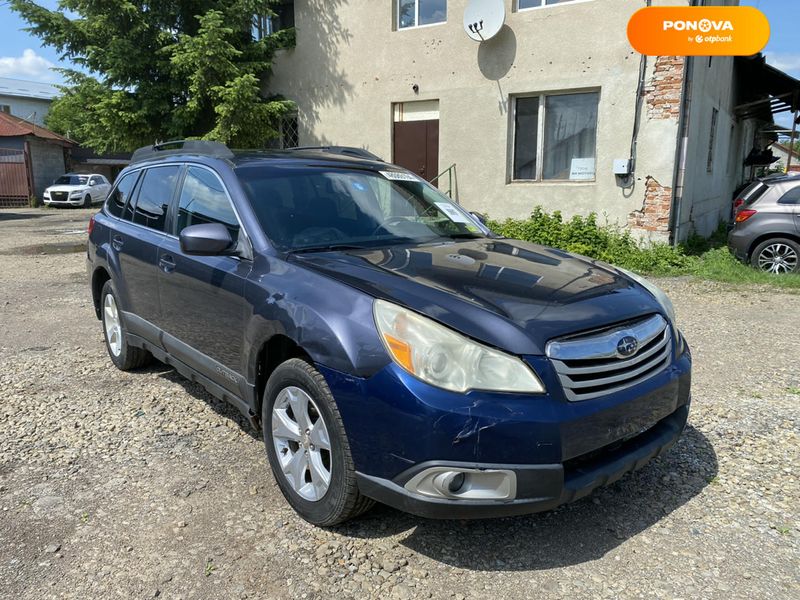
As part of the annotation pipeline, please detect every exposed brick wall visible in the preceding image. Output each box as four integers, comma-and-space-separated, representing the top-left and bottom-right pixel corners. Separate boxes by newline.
628, 176, 672, 234
645, 56, 685, 120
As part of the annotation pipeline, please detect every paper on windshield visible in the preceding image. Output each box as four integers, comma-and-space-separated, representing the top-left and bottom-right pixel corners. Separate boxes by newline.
435, 202, 470, 223
380, 170, 419, 182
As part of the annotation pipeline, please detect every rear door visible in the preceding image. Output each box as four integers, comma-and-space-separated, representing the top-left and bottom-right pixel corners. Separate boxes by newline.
107, 165, 181, 341
90, 175, 111, 203
157, 165, 252, 394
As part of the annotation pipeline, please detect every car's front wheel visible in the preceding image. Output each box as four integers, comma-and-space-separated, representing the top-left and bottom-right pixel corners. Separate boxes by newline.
100, 281, 151, 370
83, 194, 92, 208
262, 358, 374, 526
751, 238, 800, 274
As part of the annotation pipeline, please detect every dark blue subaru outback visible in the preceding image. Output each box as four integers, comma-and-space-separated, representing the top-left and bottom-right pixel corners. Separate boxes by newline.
88, 140, 691, 525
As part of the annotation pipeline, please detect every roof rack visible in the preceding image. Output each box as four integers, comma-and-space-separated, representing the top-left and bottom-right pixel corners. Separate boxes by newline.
131, 140, 234, 164
287, 146, 383, 162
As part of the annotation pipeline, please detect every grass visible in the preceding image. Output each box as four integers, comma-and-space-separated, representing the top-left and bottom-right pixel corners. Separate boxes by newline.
487, 209, 800, 290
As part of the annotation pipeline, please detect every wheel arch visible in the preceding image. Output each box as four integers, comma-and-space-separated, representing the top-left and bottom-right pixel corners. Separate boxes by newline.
91, 266, 112, 319
252, 334, 314, 421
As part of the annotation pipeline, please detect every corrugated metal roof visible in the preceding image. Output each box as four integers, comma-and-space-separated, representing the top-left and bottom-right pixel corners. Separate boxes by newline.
0, 110, 73, 144
0, 77, 60, 100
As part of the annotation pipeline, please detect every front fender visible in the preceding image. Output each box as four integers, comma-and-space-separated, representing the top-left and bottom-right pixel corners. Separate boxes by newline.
244, 256, 389, 384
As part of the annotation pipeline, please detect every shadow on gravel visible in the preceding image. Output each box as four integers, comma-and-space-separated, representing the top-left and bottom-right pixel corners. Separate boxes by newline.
337, 425, 717, 571
0, 211, 48, 221
150, 364, 261, 440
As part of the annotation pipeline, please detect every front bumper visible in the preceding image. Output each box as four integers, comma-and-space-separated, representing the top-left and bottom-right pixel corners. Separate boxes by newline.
356, 403, 688, 519
44, 197, 84, 206
321, 343, 692, 519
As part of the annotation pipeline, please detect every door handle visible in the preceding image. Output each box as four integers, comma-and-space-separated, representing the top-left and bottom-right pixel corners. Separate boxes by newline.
159, 254, 176, 273
111, 235, 124, 251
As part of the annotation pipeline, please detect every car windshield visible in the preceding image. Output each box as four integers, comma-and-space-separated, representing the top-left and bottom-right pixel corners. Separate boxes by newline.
55, 175, 89, 185
237, 166, 485, 252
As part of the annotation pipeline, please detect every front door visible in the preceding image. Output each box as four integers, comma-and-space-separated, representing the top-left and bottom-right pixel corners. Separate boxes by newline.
392, 101, 440, 181
157, 165, 251, 395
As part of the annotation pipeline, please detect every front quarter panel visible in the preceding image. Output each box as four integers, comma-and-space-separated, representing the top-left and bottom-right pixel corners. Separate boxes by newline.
245, 255, 389, 382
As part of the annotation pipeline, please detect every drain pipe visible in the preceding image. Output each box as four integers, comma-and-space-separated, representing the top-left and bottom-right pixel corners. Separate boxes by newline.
668, 55, 694, 246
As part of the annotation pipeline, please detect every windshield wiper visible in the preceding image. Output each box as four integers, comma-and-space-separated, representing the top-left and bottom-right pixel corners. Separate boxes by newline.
442, 232, 484, 239
290, 244, 371, 254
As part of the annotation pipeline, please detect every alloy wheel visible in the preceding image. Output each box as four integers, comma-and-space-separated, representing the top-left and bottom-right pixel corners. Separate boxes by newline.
103, 293, 123, 357
271, 386, 332, 501
757, 243, 798, 274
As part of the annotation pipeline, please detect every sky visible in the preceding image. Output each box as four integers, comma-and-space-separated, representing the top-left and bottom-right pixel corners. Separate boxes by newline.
0, 1, 798, 107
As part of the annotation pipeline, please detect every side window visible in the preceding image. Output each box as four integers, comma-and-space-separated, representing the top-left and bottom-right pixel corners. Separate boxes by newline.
105, 171, 139, 219
778, 186, 800, 205
176, 167, 240, 242
130, 166, 181, 232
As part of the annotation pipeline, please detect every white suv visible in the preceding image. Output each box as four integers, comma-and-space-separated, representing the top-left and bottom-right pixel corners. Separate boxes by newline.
44, 173, 112, 207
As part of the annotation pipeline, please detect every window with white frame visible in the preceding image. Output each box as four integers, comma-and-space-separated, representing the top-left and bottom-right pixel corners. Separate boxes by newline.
512, 91, 599, 182
518, 0, 589, 10
398, 0, 447, 29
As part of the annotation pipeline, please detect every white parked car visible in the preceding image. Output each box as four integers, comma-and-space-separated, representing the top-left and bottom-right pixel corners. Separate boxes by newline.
43, 173, 112, 207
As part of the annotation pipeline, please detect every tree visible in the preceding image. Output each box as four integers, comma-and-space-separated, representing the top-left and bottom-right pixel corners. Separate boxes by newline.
10, 0, 295, 152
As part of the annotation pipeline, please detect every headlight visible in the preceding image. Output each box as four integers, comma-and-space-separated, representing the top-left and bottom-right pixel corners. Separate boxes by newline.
616, 267, 676, 324
43, 191, 50, 198
70, 190, 83, 197
373, 299, 545, 394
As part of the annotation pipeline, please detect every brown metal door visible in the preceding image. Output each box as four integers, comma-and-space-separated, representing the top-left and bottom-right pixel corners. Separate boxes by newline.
393, 119, 439, 181
0, 147, 32, 208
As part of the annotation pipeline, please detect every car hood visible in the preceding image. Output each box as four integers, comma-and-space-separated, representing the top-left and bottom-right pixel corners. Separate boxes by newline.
290, 239, 665, 355
47, 185, 89, 193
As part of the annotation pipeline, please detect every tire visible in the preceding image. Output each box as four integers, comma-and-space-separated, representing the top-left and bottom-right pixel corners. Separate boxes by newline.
262, 358, 374, 526
750, 238, 800, 274
100, 280, 152, 370
83, 194, 92, 208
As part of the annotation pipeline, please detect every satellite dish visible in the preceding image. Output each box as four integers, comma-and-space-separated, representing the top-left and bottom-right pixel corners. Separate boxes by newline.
464, 0, 505, 42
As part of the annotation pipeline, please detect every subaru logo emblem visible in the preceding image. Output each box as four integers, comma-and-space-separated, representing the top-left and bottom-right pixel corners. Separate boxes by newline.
617, 336, 638, 358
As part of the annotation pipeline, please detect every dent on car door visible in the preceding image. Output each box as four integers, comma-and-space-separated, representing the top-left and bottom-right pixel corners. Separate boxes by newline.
157, 165, 252, 395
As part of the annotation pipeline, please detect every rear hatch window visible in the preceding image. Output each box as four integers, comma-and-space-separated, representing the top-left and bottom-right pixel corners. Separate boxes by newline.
741, 181, 769, 206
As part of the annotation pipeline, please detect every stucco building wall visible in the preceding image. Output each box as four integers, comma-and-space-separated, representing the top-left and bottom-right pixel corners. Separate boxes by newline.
268, 0, 743, 238
0, 95, 52, 126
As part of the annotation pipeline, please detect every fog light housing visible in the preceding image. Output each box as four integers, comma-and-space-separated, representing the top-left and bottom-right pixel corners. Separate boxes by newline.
404, 467, 516, 500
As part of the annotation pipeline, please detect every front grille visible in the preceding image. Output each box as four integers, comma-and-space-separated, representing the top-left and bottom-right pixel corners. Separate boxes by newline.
546, 314, 671, 402
51, 191, 68, 201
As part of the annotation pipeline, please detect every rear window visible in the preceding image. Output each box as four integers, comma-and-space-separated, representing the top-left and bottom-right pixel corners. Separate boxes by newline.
778, 184, 800, 205
105, 171, 140, 219
742, 181, 769, 207
128, 166, 181, 232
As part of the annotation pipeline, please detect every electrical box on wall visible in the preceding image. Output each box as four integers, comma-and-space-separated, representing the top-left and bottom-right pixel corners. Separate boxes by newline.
613, 159, 632, 175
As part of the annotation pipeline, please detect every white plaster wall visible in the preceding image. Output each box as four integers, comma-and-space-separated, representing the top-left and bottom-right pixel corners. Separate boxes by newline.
267, 0, 698, 225
0, 95, 52, 126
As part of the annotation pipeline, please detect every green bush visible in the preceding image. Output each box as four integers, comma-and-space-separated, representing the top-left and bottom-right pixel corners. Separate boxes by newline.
487, 208, 800, 289
487, 207, 692, 275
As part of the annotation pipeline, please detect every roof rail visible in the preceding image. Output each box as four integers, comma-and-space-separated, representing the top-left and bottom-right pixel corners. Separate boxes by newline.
131, 140, 234, 164
287, 146, 383, 162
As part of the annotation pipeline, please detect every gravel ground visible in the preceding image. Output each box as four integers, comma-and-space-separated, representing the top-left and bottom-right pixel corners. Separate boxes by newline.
0, 208, 798, 600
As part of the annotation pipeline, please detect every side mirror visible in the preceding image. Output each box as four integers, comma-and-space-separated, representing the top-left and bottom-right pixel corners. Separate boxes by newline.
88, 180, 95, 186
179, 223, 234, 256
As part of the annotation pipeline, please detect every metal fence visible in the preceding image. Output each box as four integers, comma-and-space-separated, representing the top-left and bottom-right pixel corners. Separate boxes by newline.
0, 147, 32, 208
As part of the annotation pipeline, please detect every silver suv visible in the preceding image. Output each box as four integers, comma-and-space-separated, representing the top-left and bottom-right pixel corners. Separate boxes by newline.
728, 175, 800, 274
